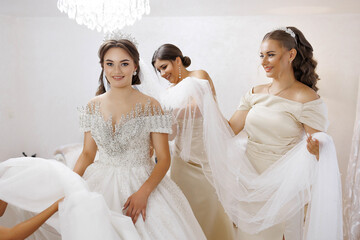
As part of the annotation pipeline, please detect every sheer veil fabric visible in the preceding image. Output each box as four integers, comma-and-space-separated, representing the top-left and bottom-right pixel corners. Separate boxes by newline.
0, 158, 140, 240
140, 70, 343, 239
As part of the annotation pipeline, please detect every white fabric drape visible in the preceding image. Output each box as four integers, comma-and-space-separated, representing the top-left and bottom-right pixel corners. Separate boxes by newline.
0, 157, 140, 240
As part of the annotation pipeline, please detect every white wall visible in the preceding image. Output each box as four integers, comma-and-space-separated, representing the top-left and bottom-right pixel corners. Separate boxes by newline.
0, 17, 103, 159
0, 13, 359, 194
0, 15, 21, 160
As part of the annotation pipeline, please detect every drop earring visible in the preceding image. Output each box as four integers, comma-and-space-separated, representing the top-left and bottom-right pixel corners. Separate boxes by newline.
178, 66, 181, 80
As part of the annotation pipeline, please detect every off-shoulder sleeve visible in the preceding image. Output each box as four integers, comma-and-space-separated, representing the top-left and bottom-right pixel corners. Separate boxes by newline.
148, 107, 173, 134
299, 99, 329, 132
237, 89, 253, 111
78, 105, 93, 133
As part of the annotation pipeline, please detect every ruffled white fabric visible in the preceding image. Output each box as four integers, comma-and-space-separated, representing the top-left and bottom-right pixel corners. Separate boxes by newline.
0, 157, 140, 240
155, 77, 342, 239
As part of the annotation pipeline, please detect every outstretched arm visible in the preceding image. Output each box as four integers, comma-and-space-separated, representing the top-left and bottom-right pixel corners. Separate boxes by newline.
124, 132, 171, 224
0, 198, 63, 240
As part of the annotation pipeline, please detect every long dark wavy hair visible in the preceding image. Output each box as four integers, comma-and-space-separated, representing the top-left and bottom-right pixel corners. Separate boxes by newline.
96, 39, 141, 96
263, 26, 319, 92
151, 44, 191, 68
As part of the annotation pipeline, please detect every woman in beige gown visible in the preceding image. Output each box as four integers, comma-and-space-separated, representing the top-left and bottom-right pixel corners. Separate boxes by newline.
152, 44, 236, 240
228, 27, 331, 239
234, 90, 327, 240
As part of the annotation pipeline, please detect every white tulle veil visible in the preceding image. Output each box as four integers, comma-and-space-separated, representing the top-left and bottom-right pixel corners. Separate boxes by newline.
136, 61, 343, 240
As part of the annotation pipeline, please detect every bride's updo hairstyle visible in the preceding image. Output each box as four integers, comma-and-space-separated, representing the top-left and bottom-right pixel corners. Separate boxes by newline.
96, 39, 141, 96
151, 44, 191, 68
263, 26, 319, 92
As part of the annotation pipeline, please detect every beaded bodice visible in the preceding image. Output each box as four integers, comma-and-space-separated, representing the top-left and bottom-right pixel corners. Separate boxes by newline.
79, 100, 172, 167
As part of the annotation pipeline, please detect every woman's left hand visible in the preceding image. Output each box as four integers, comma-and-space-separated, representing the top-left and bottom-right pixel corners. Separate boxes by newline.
123, 190, 150, 224
306, 134, 319, 160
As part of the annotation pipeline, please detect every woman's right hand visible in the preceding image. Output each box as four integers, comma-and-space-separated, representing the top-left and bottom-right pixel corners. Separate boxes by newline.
123, 189, 150, 224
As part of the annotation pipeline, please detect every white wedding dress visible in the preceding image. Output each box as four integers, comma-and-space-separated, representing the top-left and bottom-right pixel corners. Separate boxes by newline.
79, 100, 206, 240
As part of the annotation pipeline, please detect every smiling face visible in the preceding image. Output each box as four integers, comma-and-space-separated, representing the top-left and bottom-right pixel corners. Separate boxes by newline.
260, 39, 294, 79
153, 59, 180, 84
103, 47, 137, 89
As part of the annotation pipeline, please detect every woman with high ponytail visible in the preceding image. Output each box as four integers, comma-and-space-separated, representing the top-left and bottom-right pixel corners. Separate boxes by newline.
152, 44, 236, 240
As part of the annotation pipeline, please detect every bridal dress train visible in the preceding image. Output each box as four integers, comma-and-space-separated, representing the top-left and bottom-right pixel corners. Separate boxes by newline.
0, 99, 206, 240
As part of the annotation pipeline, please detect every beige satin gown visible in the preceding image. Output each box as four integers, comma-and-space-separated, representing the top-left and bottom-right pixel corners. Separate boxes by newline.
236, 90, 328, 240
170, 118, 236, 240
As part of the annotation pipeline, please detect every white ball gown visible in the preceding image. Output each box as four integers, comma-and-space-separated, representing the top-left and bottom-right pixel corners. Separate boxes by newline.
0, 99, 206, 240
79, 100, 206, 240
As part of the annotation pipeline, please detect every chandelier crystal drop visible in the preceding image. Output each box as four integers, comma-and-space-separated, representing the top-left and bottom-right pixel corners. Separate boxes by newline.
57, 0, 150, 33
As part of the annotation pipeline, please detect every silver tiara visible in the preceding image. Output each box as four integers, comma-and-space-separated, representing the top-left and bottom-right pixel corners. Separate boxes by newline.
277, 27, 296, 40
103, 31, 138, 46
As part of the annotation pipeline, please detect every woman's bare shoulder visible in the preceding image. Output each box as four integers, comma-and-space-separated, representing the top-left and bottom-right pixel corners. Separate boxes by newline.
293, 82, 319, 103
190, 70, 211, 81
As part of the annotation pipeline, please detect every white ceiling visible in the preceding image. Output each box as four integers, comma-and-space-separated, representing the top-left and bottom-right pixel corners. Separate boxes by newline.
0, 0, 359, 18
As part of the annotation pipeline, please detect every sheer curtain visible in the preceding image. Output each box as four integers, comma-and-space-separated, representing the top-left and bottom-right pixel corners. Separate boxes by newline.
344, 76, 360, 240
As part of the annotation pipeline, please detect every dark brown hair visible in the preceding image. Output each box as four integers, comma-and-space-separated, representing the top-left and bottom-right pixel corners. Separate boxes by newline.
263, 26, 319, 92
151, 44, 191, 68
96, 39, 141, 96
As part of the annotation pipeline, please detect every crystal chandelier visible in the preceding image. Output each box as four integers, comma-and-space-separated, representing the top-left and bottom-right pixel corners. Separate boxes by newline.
57, 0, 150, 33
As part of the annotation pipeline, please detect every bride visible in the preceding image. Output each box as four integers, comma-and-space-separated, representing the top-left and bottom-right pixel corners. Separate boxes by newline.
0, 38, 205, 240
74, 38, 205, 239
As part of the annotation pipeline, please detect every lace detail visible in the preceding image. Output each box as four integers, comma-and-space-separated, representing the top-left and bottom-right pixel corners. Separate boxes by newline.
78, 100, 172, 167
